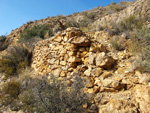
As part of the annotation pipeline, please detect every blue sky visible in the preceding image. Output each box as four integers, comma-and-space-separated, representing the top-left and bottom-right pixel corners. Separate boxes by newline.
0, 0, 134, 35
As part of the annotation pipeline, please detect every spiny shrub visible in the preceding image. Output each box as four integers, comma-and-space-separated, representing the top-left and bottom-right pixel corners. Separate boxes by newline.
0, 46, 32, 77
110, 37, 123, 51
66, 16, 92, 29
2, 80, 21, 98
80, 17, 92, 27
0, 35, 6, 42
19, 75, 91, 113
106, 15, 146, 36
130, 24, 150, 73
0, 35, 8, 51
118, 15, 145, 32
18, 25, 53, 43
66, 18, 80, 28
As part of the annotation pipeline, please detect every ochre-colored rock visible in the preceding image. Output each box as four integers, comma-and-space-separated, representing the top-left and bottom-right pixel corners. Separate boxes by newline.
68, 56, 81, 63
30, 27, 150, 112
71, 36, 90, 47
96, 52, 115, 69
135, 85, 150, 113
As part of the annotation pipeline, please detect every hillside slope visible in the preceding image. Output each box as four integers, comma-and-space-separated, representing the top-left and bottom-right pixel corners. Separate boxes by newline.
92, 0, 150, 27
0, 0, 150, 113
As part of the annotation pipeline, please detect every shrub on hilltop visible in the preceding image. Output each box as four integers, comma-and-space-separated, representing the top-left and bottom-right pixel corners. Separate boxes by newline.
18, 25, 53, 43
0, 35, 9, 51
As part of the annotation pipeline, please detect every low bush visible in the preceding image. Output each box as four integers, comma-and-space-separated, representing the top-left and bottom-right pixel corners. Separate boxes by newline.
0, 35, 8, 51
0, 35, 6, 42
66, 18, 80, 28
105, 15, 146, 36
2, 80, 21, 98
80, 17, 92, 27
0, 46, 32, 77
130, 24, 150, 73
110, 37, 123, 51
66, 16, 93, 29
18, 75, 91, 113
119, 15, 145, 32
18, 25, 53, 43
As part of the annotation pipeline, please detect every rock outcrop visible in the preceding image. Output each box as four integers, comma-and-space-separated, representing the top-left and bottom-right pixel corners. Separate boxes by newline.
31, 27, 150, 112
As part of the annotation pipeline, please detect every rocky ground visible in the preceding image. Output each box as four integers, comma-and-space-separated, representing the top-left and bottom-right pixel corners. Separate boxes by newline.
31, 27, 150, 113
0, 0, 150, 112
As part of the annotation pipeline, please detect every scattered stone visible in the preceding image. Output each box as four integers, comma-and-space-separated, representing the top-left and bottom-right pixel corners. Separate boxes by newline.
52, 68, 62, 77
96, 52, 115, 69
72, 36, 90, 47
135, 85, 150, 113
84, 68, 91, 77
68, 56, 81, 63
91, 68, 103, 77
102, 79, 124, 90
100, 71, 112, 79
88, 53, 96, 65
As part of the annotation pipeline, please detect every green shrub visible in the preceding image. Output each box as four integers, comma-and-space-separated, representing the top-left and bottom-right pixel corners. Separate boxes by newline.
118, 15, 145, 32
18, 25, 53, 43
0, 35, 6, 42
0, 63, 93, 112
0, 35, 8, 51
2, 80, 21, 98
19, 75, 91, 113
0, 46, 32, 77
66, 18, 80, 28
130, 24, 150, 73
80, 17, 92, 27
66, 16, 93, 28
84, 12, 96, 20
106, 15, 146, 36
110, 37, 123, 51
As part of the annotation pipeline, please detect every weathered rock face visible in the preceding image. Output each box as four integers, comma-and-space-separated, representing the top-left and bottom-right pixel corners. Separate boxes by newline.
32, 27, 150, 113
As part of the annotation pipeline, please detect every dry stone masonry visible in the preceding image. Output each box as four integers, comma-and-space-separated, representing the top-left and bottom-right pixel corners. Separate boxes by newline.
32, 27, 150, 113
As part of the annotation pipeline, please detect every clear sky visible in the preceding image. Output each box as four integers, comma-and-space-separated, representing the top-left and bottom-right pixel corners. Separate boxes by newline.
0, 0, 134, 35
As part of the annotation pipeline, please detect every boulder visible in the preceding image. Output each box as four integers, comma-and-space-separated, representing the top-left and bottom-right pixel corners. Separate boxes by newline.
68, 56, 81, 63
91, 68, 103, 77
96, 52, 115, 69
84, 67, 92, 77
71, 36, 90, 47
88, 53, 96, 65
102, 79, 124, 90
52, 68, 62, 77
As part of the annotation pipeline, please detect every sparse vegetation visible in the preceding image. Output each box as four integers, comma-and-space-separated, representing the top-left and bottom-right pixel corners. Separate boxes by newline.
0, 35, 8, 51
0, 68, 92, 113
130, 24, 150, 73
110, 37, 122, 51
105, 15, 146, 36
66, 18, 80, 28
18, 75, 90, 113
2, 80, 21, 98
18, 25, 53, 43
0, 46, 32, 77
